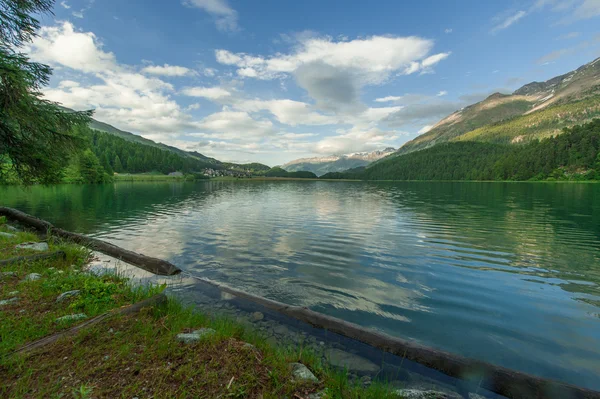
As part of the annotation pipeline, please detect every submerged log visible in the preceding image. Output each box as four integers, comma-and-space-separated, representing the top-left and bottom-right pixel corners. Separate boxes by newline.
12, 293, 167, 356
0, 251, 66, 266
0, 207, 180, 276
191, 275, 600, 399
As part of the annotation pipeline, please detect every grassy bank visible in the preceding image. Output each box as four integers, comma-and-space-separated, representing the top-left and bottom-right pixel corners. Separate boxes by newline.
113, 173, 199, 182
0, 218, 398, 398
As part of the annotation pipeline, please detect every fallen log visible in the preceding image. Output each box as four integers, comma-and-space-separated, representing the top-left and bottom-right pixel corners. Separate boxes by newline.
191, 275, 600, 399
12, 293, 167, 356
0, 251, 66, 266
0, 207, 180, 276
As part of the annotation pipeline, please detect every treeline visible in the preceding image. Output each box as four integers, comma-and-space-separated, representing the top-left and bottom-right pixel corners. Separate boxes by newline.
84, 127, 217, 176
264, 167, 317, 179
1, 126, 219, 184
322, 119, 600, 181
222, 162, 271, 176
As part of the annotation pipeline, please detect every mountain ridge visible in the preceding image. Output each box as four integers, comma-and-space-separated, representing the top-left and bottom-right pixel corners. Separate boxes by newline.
390, 56, 600, 158
283, 148, 395, 176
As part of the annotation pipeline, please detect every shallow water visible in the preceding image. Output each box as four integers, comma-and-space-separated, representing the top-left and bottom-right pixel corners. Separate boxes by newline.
2, 180, 599, 389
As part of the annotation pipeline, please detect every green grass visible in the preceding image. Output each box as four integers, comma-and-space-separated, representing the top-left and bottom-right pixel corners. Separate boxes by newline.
113, 173, 195, 182
0, 219, 401, 398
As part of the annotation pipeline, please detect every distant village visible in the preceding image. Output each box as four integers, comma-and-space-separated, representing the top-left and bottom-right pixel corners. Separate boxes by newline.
200, 168, 254, 178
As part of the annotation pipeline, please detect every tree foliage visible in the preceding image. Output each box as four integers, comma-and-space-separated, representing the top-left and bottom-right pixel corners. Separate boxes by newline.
0, 0, 92, 183
264, 167, 317, 178
322, 120, 600, 181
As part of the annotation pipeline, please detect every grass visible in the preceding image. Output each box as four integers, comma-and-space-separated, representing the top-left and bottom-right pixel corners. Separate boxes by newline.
0, 219, 401, 398
113, 174, 196, 182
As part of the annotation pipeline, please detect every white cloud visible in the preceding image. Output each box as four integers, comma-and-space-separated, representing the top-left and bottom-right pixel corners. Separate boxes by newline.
444, 28, 453, 34
142, 64, 194, 76
375, 96, 403, 103
216, 36, 443, 80
491, 10, 527, 33
313, 126, 405, 155
436, 90, 447, 96
29, 22, 191, 134
203, 67, 217, 77
215, 35, 449, 111
60, 1, 70, 9
28, 22, 116, 73
193, 109, 276, 140
72, 11, 83, 18
559, 31, 581, 39
570, 0, 600, 20
237, 99, 337, 126
418, 125, 433, 134
183, 0, 239, 32
185, 103, 201, 111
181, 86, 232, 99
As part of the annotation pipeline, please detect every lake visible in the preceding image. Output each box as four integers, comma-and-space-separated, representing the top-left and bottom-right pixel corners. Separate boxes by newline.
2, 180, 600, 390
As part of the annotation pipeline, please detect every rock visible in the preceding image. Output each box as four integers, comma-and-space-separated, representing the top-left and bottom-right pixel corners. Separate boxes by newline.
289, 363, 318, 383
242, 342, 256, 350
324, 349, 380, 374
0, 232, 15, 238
361, 375, 372, 387
85, 262, 116, 276
273, 324, 290, 336
7, 291, 19, 296
56, 290, 81, 303
250, 311, 264, 322
15, 242, 49, 251
0, 272, 16, 279
393, 389, 462, 399
5, 225, 19, 232
23, 273, 42, 282
176, 328, 216, 344
55, 313, 88, 323
308, 391, 326, 399
0, 297, 19, 306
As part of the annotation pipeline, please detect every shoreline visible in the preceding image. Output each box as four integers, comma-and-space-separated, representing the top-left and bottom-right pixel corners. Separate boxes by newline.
2, 209, 599, 397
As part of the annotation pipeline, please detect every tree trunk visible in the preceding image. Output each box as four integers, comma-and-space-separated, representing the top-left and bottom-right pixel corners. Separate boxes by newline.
0, 207, 180, 276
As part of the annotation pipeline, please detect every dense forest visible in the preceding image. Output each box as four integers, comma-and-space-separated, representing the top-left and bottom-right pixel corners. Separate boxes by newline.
322, 120, 600, 181
264, 167, 318, 179
1, 126, 220, 184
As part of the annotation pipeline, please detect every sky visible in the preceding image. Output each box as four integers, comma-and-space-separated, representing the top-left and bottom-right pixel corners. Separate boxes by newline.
26, 0, 600, 165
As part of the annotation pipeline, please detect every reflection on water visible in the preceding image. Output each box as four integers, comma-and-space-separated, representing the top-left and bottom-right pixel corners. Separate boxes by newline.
1, 181, 600, 389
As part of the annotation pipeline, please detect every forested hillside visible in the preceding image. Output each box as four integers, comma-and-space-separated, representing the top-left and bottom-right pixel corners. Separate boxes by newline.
322, 120, 600, 181
392, 57, 600, 157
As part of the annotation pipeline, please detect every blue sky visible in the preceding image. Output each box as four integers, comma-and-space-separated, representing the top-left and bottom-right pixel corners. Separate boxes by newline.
27, 0, 600, 165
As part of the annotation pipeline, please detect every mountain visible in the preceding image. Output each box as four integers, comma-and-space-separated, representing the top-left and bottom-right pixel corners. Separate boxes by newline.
321, 119, 600, 182
88, 119, 221, 165
283, 148, 395, 176
393, 56, 600, 157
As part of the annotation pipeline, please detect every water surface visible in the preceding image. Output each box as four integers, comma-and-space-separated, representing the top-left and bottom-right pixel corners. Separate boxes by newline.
2, 181, 599, 389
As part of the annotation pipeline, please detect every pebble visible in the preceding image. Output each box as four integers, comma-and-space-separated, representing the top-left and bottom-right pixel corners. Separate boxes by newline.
393, 389, 463, 399
324, 348, 380, 374
15, 242, 49, 251
23, 273, 41, 282
7, 291, 19, 296
361, 375, 372, 387
251, 311, 264, 322
289, 362, 319, 382
0, 297, 19, 306
56, 290, 81, 303
176, 328, 216, 344
56, 313, 88, 323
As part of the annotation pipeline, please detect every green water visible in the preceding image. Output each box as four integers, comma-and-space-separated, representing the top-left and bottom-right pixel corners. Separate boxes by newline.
1, 180, 599, 389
